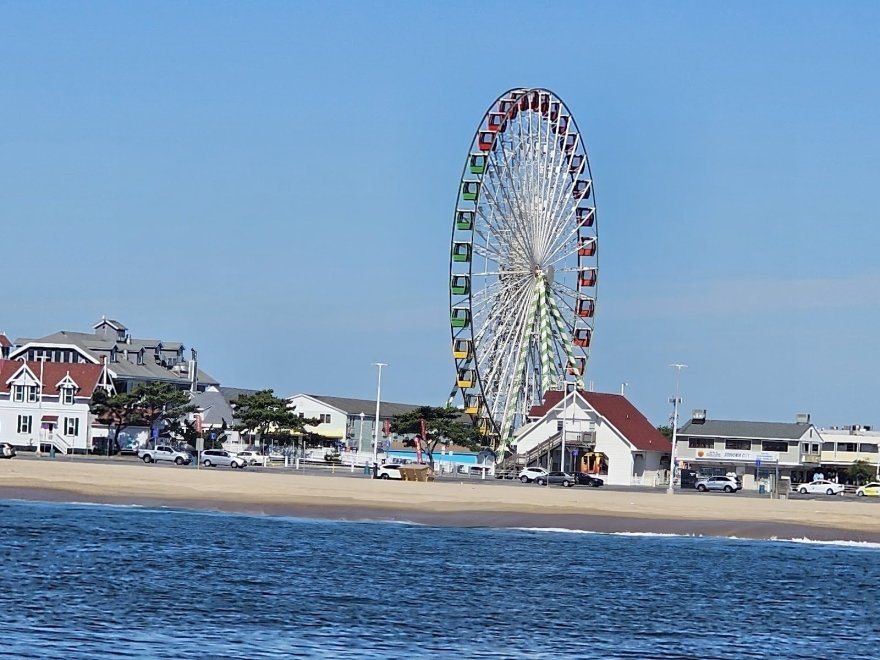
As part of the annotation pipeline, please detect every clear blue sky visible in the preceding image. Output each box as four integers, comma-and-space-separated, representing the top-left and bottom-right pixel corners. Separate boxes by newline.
3, 2, 879, 428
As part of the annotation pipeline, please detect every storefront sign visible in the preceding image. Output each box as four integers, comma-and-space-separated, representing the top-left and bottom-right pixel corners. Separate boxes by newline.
693, 449, 779, 463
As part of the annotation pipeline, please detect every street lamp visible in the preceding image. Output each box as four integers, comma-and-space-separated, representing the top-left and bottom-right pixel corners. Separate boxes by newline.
372, 363, 387, 466
358, 411, 366, 454
667, 363, 688, 495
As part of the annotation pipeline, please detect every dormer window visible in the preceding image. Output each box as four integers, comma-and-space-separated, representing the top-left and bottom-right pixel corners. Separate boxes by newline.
137, 350, 144, 366
13, 385, 24, 402
27, 385, 39, 403
62, 387, 75, 405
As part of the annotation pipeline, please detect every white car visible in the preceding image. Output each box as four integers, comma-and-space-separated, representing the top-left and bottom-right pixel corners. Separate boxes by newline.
518, 467, 548, 483
377, 464, 403, 480
237, 451, 265, 466
796, 480, 845, 496
201, 449, 247, 469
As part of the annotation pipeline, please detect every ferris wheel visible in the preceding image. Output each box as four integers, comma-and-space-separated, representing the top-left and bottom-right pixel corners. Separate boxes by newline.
449, 88, 598, 454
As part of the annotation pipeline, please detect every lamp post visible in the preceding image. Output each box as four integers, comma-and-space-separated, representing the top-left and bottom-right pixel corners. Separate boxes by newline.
358, 411, 365, 454
667, 363, 688, 495
372, 363, 387, 467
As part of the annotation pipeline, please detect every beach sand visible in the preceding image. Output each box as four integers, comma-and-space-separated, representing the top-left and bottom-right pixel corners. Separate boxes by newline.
1, 459, 877, 542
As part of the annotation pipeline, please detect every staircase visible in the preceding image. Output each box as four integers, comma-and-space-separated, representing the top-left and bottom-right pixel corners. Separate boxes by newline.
46, 432, 73, 455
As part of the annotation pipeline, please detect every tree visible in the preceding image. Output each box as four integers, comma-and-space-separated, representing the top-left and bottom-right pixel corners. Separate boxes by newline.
134, 382, 197, 433
90, 383, 197, 452
389, 405, 485, 469
90, 389, 141, 451
231, 389, 319, 448
847, 459, 876, 485
656, 426, 673, 440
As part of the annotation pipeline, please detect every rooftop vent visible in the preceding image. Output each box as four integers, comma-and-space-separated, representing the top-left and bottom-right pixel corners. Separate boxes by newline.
691, 409, 706, 424
796, 413, 811, 425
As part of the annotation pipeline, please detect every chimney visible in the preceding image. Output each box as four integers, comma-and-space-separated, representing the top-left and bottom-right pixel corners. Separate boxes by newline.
190, 348, 198, 393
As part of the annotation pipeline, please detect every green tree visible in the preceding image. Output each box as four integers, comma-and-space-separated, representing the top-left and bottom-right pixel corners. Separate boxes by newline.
657, 425, 673, 440
90, 383, 197, 452
232, 389, 319, 448
389, 405, 485, 469
90, 389, 141, 450
847, 459, 876, 485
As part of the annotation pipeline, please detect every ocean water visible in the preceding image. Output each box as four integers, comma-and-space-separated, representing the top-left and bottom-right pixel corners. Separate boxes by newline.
0, 500, 878, 659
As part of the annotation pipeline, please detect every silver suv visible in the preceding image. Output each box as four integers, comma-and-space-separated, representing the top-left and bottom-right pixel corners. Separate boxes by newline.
695, 475, 742, 493
201, 449, 247, 469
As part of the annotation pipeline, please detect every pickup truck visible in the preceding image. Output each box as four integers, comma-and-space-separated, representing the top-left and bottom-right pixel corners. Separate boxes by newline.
138, 445, 192, 466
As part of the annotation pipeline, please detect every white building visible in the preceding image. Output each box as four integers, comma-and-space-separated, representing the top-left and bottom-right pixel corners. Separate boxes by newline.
515, 389, 671, 487
0, 359, 108, 454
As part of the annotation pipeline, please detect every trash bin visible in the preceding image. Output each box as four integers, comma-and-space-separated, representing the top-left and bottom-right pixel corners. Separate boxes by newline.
758, 484, 766, 495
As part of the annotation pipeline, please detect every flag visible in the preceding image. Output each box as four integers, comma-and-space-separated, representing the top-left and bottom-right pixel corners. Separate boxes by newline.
383, 419, 390, 437
195, 413, 203, 434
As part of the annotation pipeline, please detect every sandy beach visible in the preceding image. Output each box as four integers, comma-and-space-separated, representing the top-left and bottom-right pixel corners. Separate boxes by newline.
1, 459, 877, 542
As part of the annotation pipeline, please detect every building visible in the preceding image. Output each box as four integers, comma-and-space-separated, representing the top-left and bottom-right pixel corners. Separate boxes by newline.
675, 411, 822, 491
287, 393, 422, 451
0, 359, 108, 453
12, 318, 218, 393
515, 389, 672, 487
813, 425, 880, 481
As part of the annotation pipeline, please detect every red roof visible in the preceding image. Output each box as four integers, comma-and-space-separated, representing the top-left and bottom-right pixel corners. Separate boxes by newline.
0, 359, 104, 398
0, 334, 11, 348
529, 390, 671, 452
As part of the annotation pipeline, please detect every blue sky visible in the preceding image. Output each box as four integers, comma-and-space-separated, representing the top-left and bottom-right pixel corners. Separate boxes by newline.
3, 2, 879, 428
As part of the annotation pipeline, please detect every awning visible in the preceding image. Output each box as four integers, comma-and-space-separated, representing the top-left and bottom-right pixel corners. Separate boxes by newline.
41, 415, 59, 422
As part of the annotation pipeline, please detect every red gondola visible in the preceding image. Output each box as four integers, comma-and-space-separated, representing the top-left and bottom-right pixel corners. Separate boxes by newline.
487, 112, 506, 133
576, 300, 595, 318
573, 329, 592, 347
578, 268, 597, 287
578, 237, 597, 257
478, 131, 495, 152
573, 180, 592, 200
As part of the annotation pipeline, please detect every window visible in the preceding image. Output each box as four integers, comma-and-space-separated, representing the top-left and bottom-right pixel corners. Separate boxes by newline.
839, 442, 858, 453
27, 386, 39, 402
62, 388, 75, 405
762, 441, 789, 453
725, 439, 751, 450
811, 443, 820, 453
298, 412, 304, 418
320, 414, 331, 424
556, 420, 564, 432
859, 443, 879, 453
13, 385, 24, 402
64, 417, 79, 436
822, 442, 834, 451
17, 415, 32, 434
688, 438, 714, 449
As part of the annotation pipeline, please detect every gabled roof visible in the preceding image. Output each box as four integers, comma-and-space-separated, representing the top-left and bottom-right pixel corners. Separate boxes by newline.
0, 359, 104, 398
678, 419, 813, 440
0, 334, 11, 348
529, 389, 671, 452
191, 387, 235, 427
94, 318, 127, 331
296, 394, 423, 418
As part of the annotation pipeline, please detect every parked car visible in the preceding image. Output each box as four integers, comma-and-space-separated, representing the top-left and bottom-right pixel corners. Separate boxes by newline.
695, 475, 742, 493
138, 445, 192, 466
201, 449, 247, 469
797, 480, 845, 496
1, 442, 16, 459
237, 451, 265, 466
575, 472, 604, 487
535, 471, 575, 487
856, 482, 880, 497
518, 467, 548, 483
377, 464, 403, 480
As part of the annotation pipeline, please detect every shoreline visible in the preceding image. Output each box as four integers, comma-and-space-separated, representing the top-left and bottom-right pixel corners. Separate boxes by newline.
3, 460, 880, 543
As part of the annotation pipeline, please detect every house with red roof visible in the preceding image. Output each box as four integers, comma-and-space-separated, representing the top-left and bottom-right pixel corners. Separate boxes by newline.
514, 388, 672, 487
0, 359, 108, 454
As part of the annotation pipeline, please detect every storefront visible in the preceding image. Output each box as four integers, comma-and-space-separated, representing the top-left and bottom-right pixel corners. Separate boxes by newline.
682, 448, 786, 492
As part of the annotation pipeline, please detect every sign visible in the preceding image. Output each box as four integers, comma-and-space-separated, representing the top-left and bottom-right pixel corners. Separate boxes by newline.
755, 458, 761, 467
694, 449, 779, 463
572, 448, 580, 456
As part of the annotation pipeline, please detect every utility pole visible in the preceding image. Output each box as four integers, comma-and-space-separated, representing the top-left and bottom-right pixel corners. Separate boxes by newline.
667, 364, 688, 495
372, 363, 387, 468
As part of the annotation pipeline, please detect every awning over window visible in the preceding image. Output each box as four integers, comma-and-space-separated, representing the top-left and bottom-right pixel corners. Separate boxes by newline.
41, 415, 59, 422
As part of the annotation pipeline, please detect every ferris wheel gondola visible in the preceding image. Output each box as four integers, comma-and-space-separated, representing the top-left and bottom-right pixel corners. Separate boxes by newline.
449, 88, 598, 454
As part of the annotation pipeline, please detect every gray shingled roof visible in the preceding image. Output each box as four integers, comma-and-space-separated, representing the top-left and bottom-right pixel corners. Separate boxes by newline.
306, 394, 423, 417
218, 386, 260, 403
678, 420, 812, 440
191, 388, 235, 426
